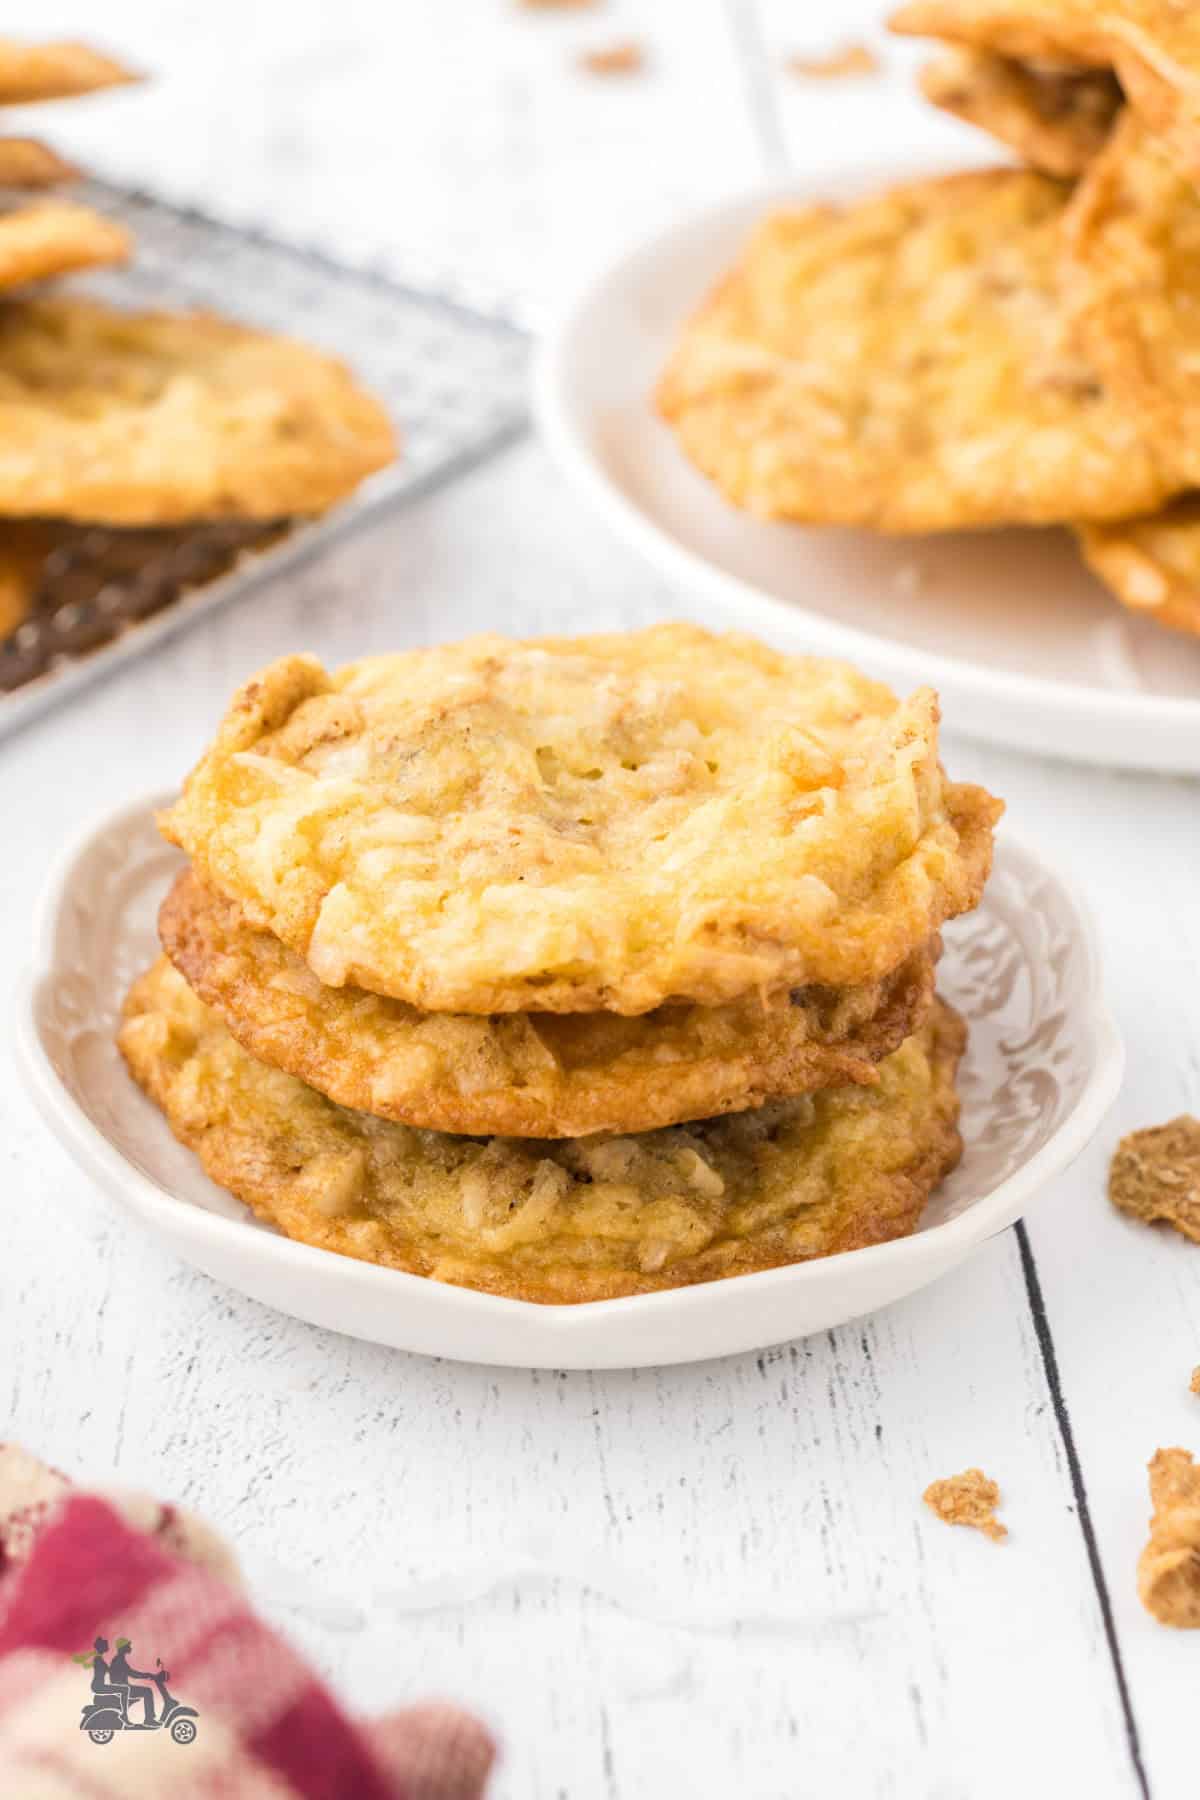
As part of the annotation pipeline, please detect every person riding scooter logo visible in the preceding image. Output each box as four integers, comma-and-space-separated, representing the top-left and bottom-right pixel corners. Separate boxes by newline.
73, 1635, 200, 1746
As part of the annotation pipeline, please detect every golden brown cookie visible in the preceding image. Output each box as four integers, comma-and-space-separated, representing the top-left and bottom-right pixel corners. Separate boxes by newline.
0, 138, 79, 187
919, 47, 1121, 175
0, 200, 129, 290
891, 3, 1200, 178
118, 956, 966, 1304
1065, 115, 1200, 489
1076, 497, 1200, 639
159, 625, 1003, 1014
0, 37, 138, 104
656, 170, 1178, 532
890, 2, 1109, 65
0, 296, 395, 524
158, 868, 939, 1138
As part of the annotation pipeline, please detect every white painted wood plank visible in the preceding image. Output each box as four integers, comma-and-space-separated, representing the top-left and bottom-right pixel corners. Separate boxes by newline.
749, 0, 1005, 178
1, 444, 1148, 1799
959, 741, 1200, 1800
5, 3, 1196, 1791
741, 12, 1200, 1782
22, 0, 765, 326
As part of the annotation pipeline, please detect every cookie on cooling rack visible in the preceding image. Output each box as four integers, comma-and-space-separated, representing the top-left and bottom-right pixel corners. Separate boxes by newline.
0, 35, 138, 104
119, 957, 967, 1304
0, 200, 129, 289
0, 296, 396, 524
158, 624, 1001, 1013
0, 139, 80, 188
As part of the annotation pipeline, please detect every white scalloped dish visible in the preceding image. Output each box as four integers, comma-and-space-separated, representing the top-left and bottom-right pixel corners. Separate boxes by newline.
17, 793, 1123, 1369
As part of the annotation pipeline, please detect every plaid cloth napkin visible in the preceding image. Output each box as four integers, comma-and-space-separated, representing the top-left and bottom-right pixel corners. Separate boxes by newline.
0, 1444, 496, 1798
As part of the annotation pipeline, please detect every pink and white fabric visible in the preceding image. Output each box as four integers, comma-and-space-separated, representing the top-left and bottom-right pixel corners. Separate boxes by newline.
0, 1444, 496, 1798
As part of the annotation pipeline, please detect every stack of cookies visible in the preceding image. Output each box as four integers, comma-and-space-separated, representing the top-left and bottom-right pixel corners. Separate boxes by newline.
657, 1, 1200, 643
0, 35, 395, 648
119, 625, 1003, 1304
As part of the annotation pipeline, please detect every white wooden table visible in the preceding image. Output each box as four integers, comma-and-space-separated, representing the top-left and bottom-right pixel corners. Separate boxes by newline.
4, 7, 1198, 1796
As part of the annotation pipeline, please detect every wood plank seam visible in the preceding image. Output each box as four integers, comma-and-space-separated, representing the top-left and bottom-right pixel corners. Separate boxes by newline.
720, 0, 791, 177
1016, 1221, 1151, 1800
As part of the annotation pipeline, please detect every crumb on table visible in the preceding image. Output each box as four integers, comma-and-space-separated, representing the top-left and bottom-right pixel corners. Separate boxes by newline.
579, 40, 643, 76
923, 1468, 1007, 1541
787, 43, 879, 80
1138, 1447, 1200, 1627
1191, 1366, 1200, 1396
1109, 1116, 1200, 1242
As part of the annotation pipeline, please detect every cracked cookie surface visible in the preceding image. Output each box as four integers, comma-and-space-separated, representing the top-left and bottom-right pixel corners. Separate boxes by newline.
160, 625, 1002, 1013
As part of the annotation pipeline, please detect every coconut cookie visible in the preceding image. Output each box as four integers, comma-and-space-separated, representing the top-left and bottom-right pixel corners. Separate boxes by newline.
119, 958, 966, 1304
1065, 116, 1200, 489
656, 170, 1178, 532
1076, 498, 1200, 640
919, 47, 1121, 175
159, 626, 1002, 1013
0, 200, 129, 290
889, 1, 1110, 66
159, 869, 939, 1138
0, 139, 80, 188
0, 37, 138, 104
0, 296, 396, 524
891, 2, 1200, 179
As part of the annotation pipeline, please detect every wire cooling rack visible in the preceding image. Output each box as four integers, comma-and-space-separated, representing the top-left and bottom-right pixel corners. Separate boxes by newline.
0, 180, 530, 740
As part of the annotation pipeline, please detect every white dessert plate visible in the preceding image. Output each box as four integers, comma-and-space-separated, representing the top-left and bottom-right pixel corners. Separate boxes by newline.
17, 793, 1122, 1370
534, 160, 1200, 774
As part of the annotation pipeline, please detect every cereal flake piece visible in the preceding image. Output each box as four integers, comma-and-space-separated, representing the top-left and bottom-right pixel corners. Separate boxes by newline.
579, 41, 643, 76
1138, 1448, 1200, 1627
923, 1468, 1007, 1541
1190, 1367, 1200, 1397
788, 44, 879, 80
1109, 1115, 1200, 1242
